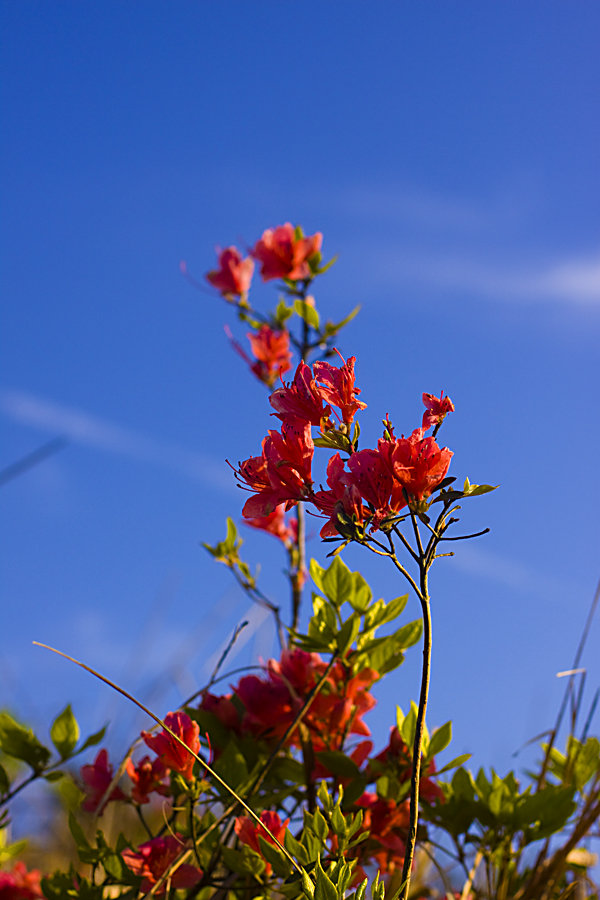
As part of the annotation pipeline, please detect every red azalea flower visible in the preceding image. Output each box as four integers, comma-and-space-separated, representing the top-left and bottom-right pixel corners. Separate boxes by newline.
80, 748, 126, 814
244, 504, 297, 544
122, 835, 202, 895
345, 445, 407, 531
313, 350, 367, 424
226, 324, 292, 388
198, 690, 242, 734
206, 246, 254, 296
422, 391, 454, 431
142, 711, 200, 782
355, 792, 410, 874
269, 361, 332, 426
252, 223, 322, 282
234, 811, 290, 873
371, 727, 444, 804
240, 420, 314, 518
0, 862, 43, 899
125, 755, 170, 805
235, 649, 377, 752
313, 452, 368, 538
389, 429, 453, 506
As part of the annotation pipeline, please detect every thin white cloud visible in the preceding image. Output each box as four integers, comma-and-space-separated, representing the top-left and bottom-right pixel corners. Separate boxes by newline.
370, 249, 600, 306
452, 544, 575, 602
338, 185, 487, 230
0, 388, 234, 490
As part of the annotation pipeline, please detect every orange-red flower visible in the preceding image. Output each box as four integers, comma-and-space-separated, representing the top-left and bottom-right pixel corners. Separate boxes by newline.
244, 504, 297, 544
252, 223, 322, 282
239, 420, 315, 518
235, 810, 289, 873
355, 792, 410, 875
227, 324, 292, 388
80, 748, 126, 813
0, 862, 43, 899
422, 391, 454, 432
269, 361, 332, 426
235, 649, 377, 752
142, 711, 200, 782
345, 444, 407, 531
122, 835, 202, 895
206, 246, 254, 296
388, 429, 453, 506
313, 350, 367, 424
313, 452, 368, 538
125, 755, 170, 805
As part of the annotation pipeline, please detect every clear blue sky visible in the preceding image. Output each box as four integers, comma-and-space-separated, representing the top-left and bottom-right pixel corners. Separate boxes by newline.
1, 0, 599, 812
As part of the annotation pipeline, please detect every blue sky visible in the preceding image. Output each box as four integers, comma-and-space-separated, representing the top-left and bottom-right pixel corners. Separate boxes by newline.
1, 0, 599, 817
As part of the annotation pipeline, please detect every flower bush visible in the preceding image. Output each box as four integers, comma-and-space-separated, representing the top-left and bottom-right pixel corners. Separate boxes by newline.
0, 223, 598, 899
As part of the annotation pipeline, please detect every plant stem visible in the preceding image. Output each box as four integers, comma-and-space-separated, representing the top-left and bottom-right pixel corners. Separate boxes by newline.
399, 569, 432, 900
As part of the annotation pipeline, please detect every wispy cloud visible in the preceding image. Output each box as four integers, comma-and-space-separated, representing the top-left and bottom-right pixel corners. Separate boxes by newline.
368, 248, 600, 306
452, 544, 577, 602
0, 388, 233, 490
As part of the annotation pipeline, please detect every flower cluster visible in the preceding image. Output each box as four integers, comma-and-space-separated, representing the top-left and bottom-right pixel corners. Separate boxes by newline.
121, 835, 202, 895
0, 862, 43, 899
233, 348, 453, 535
200, 647, 377, 753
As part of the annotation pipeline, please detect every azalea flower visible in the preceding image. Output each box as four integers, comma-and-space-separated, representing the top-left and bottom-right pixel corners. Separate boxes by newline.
227, 324, 292, 388
388, 429, 453, 506
269, 361, 332, 426
206, 246, 254, 296
80, 748, 126, 813
142, 711, 200, 782
252, 223, 322, 282
313, 453, 368, 538
244, 504, 297, 544
125, 755, 170, 805
238, 420, 315, 518
0, 861, 43, 899
345, 445, 407, 531
122, 835, 202, 895
422, 390, 454, 431
234, 810, 290, 873
313, 350, 367, 424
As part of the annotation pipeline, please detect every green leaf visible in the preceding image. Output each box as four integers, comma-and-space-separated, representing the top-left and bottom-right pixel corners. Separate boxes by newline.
80, 725, 107, 753
336, 613, 360, 654
463, 477, 499, 497
68, 812, 91, 853
310, 559, 326, 593
428, 721, 452, 758
0, 763, 9, 795
322, 556, 354, 608
316, 751, 361, 779
392, 618, 423, 649
294, 299, 320, 330
0, 713, 51, 772
50, 704, 80, 759
437, 752, 472, 774
364, 595, 408, 629
314, 858, 338, 900
301, 868, 316, 898
350, 573, 372, 613
257, 835, 291, 877
275, 298, 294, 325
222, 844, 266, 877
284, 829, 310, 867
323, 305, 360, 337
44, 770, 64, 782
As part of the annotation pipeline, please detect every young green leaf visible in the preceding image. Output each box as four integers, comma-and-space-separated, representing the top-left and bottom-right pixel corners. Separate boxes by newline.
50, 705, 80, 759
